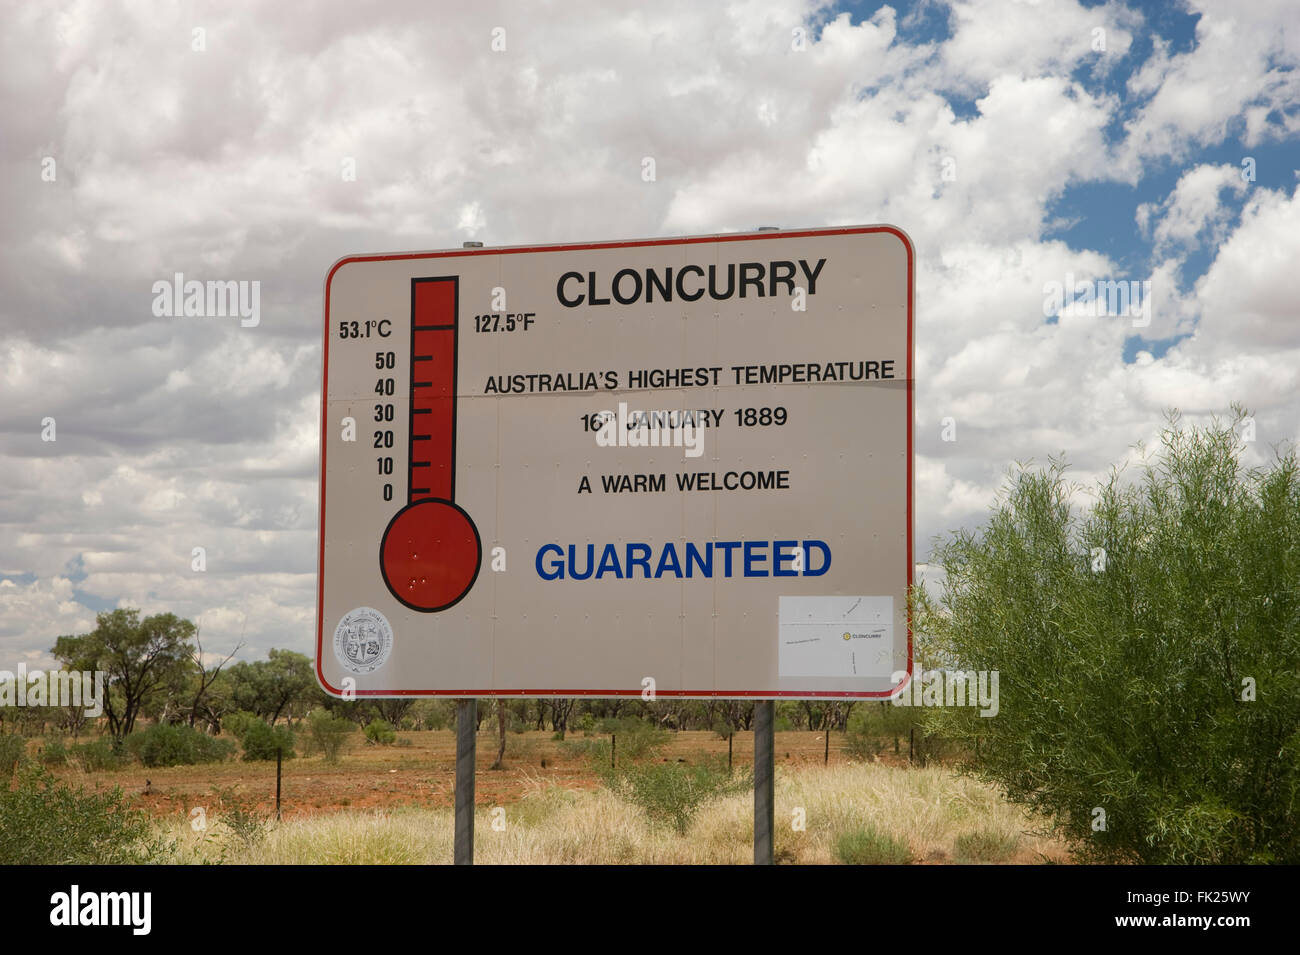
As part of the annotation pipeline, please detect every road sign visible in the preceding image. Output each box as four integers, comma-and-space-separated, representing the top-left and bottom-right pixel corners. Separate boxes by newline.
317, 225, 913, 699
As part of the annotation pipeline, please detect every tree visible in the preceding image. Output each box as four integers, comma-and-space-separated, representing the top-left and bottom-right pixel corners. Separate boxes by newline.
490, 700, 507, 770
238, 720, 296, 761
549, 698, 574, 738
56, 692, 91, 740
225, 650, 315, 725
340, 698, 415, 728
188, 629, 243, 729
917, 411, 1300, 863
52, 610, 195, 740
371, 699, 414, 727
189, 667, 238, 735
304, 709, 355, 763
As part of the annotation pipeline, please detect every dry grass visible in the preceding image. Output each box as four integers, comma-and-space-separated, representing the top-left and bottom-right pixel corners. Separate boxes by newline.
161, 761, 1069, 865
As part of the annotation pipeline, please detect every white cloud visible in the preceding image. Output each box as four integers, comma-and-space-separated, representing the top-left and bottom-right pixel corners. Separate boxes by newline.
1192, 183, 1300, 351
940, 0, 1136, 92
1137, 163, 1248, 256
1121, 0, 1300, 162
0, 577, 95, 667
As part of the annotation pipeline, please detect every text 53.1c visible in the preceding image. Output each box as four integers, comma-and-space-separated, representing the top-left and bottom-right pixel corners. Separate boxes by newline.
338, 320, 392, 339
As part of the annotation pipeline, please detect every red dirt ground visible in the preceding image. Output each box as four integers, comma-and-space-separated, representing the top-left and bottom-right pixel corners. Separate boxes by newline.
48, 729, 883, 821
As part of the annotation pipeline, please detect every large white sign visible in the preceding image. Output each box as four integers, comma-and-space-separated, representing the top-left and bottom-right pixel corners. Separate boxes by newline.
317, 226, 913, 699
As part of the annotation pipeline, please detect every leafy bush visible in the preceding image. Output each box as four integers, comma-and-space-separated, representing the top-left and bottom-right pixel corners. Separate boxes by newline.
0, 734, 26, 776
213, 786, 268, 849
363, 719, 397, 746
0, 764, 173, 864
599, 717, 670, 760
238, 720, 296, 762
918, 412, 1300, 863
304, 709, 355, 763
222, 710, 260, 740
41, 739, 68, 767
126, 722, 236, 768
954, 829, 1020, 864
68, 737, 127, 771
560, 737, 611, 764
407, 700, 454, 731
834, 825, 913, 865
600, 756, 750, 834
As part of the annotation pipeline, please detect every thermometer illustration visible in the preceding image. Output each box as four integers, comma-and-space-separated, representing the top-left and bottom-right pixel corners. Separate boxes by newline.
379, 276, 482, 612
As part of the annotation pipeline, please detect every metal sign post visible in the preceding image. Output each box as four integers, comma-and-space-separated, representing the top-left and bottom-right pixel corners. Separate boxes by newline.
754, 700, 775, 864
454, 698, 476, 865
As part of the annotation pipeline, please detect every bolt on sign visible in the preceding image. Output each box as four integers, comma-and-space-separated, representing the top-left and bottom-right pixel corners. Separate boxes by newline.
317, 225, 913, 699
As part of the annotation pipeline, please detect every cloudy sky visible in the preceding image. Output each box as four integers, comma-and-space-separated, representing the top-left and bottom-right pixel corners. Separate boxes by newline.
2, 0, 1297, 668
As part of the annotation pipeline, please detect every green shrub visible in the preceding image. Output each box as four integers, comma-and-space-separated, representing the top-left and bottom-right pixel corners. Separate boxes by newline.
954, 829, 1020, 863
238, 720, 296, 761
125, 723, 236, 768
918, 412, 1300, 863
222, 710, 260, 740
834, 825, 913, 865
41, 739, 68, 767
560, 737, 611, 763
0, 734, 26, 776
363, 719, 397, 746
409, 700, 454, 731
600, 756, 750, 834
0, 764, 174, 864
599, 718, 670, 760
213, 786, 268, 849
304, 709, 355, 763
68, 737, 127, 771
